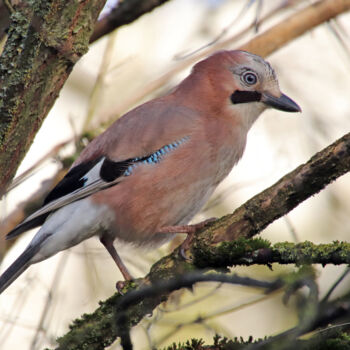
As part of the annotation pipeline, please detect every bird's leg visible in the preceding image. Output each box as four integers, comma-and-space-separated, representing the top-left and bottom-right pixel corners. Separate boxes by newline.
100, 236, 133, 292
158, 218, 216, 258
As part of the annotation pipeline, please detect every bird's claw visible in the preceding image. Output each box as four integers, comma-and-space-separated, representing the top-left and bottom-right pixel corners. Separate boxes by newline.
116, 280, 127, 294
179, 236, 193, 260
178, 217, 217, 260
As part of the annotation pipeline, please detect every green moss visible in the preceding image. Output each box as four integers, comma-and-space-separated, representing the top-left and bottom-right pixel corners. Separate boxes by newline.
149, 252, 197, 283
191, 238, 350, 270
193, 237, 271, 268
0, 0, 105, 191
273, 241, 350, 266
321, 332, 350, 350
164, 339, 204, 350
162, 331, 350, 350
57, 291, 126, 349
163, 335, 260, 350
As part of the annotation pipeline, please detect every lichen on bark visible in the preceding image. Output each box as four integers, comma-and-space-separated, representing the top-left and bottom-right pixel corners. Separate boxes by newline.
0, 0, 106, 195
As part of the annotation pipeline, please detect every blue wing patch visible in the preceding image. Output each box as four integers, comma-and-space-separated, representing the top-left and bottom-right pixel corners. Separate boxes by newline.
123, 136, 189, 177
6, 137, 189, 240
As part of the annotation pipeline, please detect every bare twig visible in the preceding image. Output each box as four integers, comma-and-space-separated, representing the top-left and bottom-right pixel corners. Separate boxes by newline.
321, 267, 350, 303
6, 140, 70, 193
240, 0, 350, 56
3, 0, 14, 14
115, 272, 281, 350
174, 0, 269, 61
30, 253, 69, 350
90, 0, 171, 43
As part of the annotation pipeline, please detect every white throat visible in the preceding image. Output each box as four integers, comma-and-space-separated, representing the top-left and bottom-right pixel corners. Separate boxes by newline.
231, 102, 266, 132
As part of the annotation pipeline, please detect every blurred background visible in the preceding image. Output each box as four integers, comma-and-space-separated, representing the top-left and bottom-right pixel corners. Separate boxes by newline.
1, 0, 350, 348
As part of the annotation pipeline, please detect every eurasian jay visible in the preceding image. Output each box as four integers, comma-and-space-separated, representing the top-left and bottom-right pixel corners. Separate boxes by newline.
0, 50, 300, 294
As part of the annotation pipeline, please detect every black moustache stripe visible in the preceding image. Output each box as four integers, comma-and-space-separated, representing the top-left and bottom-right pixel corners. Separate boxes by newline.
230, 90, 262, 104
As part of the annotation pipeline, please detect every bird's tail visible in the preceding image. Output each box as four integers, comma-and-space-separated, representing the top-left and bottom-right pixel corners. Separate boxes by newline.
0, 235, 47, 294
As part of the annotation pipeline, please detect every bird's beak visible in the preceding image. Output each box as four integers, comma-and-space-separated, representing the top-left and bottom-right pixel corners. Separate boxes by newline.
262, 92, 301, 113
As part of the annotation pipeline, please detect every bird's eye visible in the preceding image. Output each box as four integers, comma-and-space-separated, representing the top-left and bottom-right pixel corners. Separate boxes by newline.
242, 71, 258, 85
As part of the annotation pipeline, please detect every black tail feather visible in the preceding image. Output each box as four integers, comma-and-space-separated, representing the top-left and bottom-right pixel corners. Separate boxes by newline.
0, 233, 49, 294
6, 215, 48, 241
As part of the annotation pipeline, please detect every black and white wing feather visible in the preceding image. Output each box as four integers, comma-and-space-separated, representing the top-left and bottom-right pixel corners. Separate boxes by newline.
6, 136, 188, 240
6, 156, 132, 240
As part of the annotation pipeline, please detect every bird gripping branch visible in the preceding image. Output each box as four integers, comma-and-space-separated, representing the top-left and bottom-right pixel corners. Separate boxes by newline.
0, 50, 300, 294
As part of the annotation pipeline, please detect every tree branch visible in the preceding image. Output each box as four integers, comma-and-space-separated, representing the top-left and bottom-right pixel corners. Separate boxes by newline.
193, 131, 350, 245
0, 0, 107, 196
193, 239, 350, 268
54, 128, 350, 349
115, 272, 281, 350
240, 0, 350, 56
90, 0, 171, 43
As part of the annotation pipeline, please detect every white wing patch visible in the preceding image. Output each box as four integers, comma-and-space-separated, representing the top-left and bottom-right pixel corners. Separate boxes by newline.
16, 136, 190, 231
21, 157, 124, 226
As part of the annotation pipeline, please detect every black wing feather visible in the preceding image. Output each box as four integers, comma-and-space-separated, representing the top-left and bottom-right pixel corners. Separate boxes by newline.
43, 157, 103, 205
6, 215, 49, 240
7, 158, 102, 240
100, 158, 132, 182
6, 157, 133, 240
6, 145, 167, 241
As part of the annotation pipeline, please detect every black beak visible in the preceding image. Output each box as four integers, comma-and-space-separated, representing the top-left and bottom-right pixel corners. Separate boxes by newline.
262, 92, 301, 113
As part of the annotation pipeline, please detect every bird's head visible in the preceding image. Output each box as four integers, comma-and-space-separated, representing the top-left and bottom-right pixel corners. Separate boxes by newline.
188, 50, 301, 130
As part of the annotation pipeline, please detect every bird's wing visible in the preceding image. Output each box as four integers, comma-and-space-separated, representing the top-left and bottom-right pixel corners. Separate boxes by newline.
6, 98, 200, 240
6, 156, 133, 240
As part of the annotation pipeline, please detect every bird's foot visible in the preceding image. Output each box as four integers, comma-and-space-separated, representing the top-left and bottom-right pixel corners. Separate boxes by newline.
158, 217, 217, 259
115, 268, 134, 295
116, 280, 128, 294
116, 277, 144, 295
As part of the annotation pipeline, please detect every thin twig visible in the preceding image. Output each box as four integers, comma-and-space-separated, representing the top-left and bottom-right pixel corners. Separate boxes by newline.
174, 0, 265, 61
115, 272, 281, 350
321, 267, 350, 303
6, 140, 70, 194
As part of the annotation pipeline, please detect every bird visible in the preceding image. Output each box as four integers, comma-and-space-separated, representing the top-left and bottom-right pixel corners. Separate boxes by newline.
0, 50, 301, 294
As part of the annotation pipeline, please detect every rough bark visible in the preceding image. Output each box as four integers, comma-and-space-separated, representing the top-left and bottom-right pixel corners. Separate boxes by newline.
0, 0, 107, 195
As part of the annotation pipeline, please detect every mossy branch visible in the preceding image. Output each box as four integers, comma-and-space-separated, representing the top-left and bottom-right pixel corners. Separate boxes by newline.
193, 131, 350, 245
0, 0, 107, 196
164, 331, 350, 350
193, 239, 350, 268
54, 130, 350, 349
